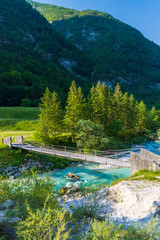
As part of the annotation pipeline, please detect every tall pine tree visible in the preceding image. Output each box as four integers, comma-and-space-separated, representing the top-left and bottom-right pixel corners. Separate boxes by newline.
137, 100, 148, 134
38, 88, 63, 139
65, 81, 85, 141
88, 82, 108, 129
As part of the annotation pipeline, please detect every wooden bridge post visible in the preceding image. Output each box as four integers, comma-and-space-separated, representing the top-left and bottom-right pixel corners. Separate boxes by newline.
105, 156, 107, 165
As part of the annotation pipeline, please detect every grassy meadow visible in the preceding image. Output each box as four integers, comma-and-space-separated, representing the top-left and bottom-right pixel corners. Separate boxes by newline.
0, 107, 40, 120
0, 107, 38, 168
0, 107, 39, 142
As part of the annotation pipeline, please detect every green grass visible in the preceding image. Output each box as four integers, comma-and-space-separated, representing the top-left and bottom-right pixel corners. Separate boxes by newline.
0, 107, 40, 120
0, 130, 35, 145
129, 169, 160, 181
109, 169, 160, 187
0, 119, 38, 131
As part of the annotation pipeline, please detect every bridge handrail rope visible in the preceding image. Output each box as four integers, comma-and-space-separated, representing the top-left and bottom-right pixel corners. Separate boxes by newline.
2, 136, 130, 167
23, 139, 142, 160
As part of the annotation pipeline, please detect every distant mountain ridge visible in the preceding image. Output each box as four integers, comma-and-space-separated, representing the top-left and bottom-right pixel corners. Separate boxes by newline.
0, 0, 160, 108
28, 1, 160, 108
0, 0, 90, 106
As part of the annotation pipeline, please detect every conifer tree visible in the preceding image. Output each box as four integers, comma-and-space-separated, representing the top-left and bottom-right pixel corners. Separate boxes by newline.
65, 81, 85, 141
88, 82, 108, 129
121, 92, 138, 139
106, 86, 115, 129
137, 100, 148, 134
113, 83, 123, 121
38, 88, 63, 139
38, 87, 52, 137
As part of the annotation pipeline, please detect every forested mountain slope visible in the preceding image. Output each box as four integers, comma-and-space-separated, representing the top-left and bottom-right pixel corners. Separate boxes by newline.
0, 0, 90, 106
29, 1, 160, 108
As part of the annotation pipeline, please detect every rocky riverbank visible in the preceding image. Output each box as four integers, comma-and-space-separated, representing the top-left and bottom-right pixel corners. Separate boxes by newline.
63, 180, 160, 224
0, 159, 55, 179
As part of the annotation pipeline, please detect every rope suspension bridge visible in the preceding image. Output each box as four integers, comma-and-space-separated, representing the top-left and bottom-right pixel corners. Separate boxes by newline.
2, 135, 143, 168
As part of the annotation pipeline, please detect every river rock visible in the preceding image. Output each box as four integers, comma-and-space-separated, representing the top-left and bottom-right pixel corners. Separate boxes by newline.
59, 187, 68, 195
0, 200, 14, 210
67, 172, 80, 180
153, 201, 160, 207
15, 172, 20, 177
6, 166, 13, 172
6, 170, 16, 177
9, 176, 15, 180
66, 182, 73, 188
73, 183, 80, 190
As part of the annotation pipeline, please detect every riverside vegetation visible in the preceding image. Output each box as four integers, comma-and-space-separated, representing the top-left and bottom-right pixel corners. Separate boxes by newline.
37, 81, 160, 149
0, 169, 160, 239
0, 107, 160, 239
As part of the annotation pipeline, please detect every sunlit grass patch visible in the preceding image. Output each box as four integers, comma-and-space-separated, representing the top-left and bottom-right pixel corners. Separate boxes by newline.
129, 169, 160, 181
0, 107, 40, 120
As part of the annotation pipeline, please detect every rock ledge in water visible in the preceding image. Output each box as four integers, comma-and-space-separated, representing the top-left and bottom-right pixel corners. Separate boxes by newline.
67, 172, 80, 180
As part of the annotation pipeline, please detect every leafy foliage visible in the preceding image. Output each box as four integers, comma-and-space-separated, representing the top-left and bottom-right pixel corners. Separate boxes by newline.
87, 217, 160, 239
76, 120, 105, 149
17, 203, 70, 240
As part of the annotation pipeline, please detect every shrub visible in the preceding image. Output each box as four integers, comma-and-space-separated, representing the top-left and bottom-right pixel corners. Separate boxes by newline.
72, 193, 104, 220
21, 98, 31, 107
1, 170, 58, 219
16, 198, 71, 240
87, 217, 160, 240
76, 120, 105, 150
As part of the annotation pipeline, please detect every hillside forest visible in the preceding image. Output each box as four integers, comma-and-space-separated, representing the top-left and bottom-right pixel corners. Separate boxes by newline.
0, 0, 160, 108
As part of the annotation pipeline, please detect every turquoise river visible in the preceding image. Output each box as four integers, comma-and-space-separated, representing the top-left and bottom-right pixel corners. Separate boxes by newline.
46, 141, 160, 190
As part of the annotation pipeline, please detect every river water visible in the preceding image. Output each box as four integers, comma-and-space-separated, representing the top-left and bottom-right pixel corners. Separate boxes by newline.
48, 141, 160, 190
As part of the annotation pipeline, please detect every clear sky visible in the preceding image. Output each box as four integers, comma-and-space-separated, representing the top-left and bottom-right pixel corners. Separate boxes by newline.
34, 0, 160, 45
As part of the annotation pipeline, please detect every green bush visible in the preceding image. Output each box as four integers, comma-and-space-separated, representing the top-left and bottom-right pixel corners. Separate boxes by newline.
87, 217, 160, 239
1, 171, 58, 219
72, 193, 104, 220
0, 146, 25, 168
21, 98, 31, 107
16, 199, 71, 240
76, 120, 105, 150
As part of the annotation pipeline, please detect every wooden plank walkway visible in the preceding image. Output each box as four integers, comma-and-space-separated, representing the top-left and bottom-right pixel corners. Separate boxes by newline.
12, 143, 131, 168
